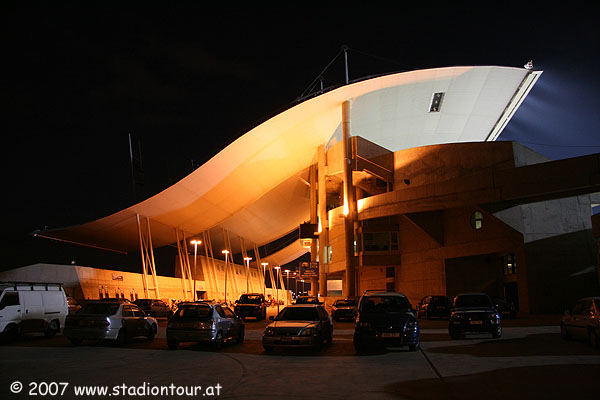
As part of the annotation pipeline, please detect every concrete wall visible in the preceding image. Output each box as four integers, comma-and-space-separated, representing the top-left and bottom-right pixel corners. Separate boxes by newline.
0, 263, 291, 305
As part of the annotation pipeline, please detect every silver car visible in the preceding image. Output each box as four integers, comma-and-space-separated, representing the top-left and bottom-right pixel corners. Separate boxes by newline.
561, 297, 600, 348
166, 301, 244, 350
64, 302, 158, 346
262, 304, 333, 351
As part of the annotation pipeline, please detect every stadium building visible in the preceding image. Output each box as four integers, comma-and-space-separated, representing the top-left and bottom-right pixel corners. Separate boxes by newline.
4, 66, 599, 312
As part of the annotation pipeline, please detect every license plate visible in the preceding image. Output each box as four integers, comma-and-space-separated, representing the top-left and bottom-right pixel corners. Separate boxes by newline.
470, 320, 483, 325
382, 333, 400, 338
281, 337, 293, 342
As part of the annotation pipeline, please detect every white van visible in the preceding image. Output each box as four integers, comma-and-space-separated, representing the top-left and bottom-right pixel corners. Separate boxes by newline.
0, 282, 69, 339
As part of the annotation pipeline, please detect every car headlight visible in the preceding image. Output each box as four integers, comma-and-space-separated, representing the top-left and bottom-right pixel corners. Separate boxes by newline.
490, 312, 500, 320
406, 320, 418, 330
264, 327, 276, 336
299, 327, 317, 336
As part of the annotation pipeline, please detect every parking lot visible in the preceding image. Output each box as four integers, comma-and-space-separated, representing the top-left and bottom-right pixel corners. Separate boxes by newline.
1, 309, 599, 399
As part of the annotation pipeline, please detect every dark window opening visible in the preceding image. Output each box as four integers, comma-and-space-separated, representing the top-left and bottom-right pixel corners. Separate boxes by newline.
429, 92, 445, 112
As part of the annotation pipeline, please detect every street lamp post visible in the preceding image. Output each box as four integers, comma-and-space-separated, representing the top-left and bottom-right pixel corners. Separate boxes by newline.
222, 250, 230, 304
274, 266, 281, 313
244, 257, 252, 293
284, 269, 290, 292
261, 262, 268, 299
190, 240, 202, 302
294, 272, 298, 296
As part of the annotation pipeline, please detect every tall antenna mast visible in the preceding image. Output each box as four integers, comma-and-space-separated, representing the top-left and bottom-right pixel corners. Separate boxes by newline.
128, 133, 136, 202
342, 44, 349, 84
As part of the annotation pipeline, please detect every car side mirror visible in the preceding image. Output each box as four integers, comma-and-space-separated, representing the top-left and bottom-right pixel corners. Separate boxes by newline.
269, 316, 275, 321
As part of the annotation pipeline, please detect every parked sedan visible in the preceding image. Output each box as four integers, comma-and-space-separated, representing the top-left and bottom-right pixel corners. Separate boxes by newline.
353, 291, 420, 352
134, 299, 173, 318
295, 296, 323, 304
262, 304, 333, 351
166, 301, 244, 350
331, 298, 357, 321
561, 297, 600, 349
448, 293, 502, 339
64, 302, 157, 346
417, 295, 450, 319
234, 293, 267, 321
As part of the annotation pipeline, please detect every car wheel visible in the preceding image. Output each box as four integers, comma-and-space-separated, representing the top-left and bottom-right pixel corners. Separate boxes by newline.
326, 330, 333, 345
115, 328, 127, 346
44, 320, 59, 338
236, 326, 245, 344
353, 334, 367, 352
449, 326, 462, 340
147, 324, 157, 341
560, 323, 570, 339
68, 337, 82, 346
492, 325, 502, 339
3, 324, 19, 341
212, 331, 223, 350
167, 340, 179, 350
588, 328, 600, 349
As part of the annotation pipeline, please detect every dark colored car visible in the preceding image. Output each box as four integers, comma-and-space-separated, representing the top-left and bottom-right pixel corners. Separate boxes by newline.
64, 302, 158, 346
417, 295, 450, 319
560, 297, 600, 349
262, 304, 333, 351
234, 293, 267, 320
331, 299, 358, 321
491, 297, 517, 319
448, 293, 501, 339
295, 296, 323, 304
353, 291, 419, 352
102, 297, 131, 303
134, 299, 173, 318
166, 301, 244, 350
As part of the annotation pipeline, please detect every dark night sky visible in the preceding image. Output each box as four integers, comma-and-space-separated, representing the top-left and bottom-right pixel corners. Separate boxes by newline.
5, 4, 600, 274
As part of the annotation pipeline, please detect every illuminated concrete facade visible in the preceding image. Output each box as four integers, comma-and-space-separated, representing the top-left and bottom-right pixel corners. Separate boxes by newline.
318, 139, 599, 312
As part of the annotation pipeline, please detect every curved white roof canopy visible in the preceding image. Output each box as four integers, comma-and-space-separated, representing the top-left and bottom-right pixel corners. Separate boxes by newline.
38, 66, 541, 254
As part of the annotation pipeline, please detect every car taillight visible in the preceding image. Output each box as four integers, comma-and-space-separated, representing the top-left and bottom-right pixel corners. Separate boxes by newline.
96, 319, 110, 327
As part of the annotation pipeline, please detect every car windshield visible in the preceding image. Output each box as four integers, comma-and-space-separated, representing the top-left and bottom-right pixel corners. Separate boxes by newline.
296, 297, 320, 304
239, 295, 262, 304
79, 303, 120, 316
174, 305, 212, 319
275, 307, 319, 321
430, 297, 448, 305
361, 296, 411, 313
336, 300, 357, 307
455, 295, 492, 308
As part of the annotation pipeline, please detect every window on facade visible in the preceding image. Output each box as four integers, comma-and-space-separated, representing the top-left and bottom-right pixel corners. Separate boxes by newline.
429, 92, 445, 112
362, 232, 399, 252
470, 211, 484, 230
364, 232, 391, 251
503, 254, 517, 275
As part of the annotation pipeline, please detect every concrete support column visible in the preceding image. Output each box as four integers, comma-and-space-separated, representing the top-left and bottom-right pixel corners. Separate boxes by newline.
342, 100, 357, 297
309, 164, 319, 296
317, 145, 329, 297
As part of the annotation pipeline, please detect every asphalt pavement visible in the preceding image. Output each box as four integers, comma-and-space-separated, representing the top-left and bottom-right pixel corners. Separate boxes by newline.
1, 308, 598, 399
